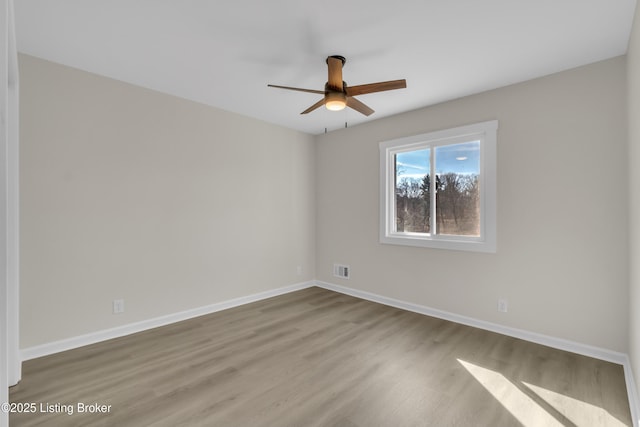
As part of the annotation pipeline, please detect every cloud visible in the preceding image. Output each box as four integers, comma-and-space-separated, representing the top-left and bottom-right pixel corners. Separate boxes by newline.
397, 161, 428, 172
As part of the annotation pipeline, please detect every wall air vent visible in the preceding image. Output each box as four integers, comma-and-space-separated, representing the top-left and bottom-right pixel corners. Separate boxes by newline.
333, 264, 350, 279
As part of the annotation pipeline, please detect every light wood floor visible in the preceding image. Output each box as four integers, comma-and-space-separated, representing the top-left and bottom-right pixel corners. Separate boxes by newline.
10, 287, 632, 426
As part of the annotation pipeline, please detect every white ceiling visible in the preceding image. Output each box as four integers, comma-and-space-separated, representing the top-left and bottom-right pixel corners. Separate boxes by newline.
15, 0, 637, 135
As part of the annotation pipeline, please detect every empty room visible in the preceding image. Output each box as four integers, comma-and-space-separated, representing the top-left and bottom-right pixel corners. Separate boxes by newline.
3, 0, 640, 426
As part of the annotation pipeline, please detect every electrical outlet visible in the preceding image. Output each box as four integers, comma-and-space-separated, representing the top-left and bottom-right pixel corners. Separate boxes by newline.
296, 265, 302, 275
113, 299, 125, 314
497, 298, 508, 313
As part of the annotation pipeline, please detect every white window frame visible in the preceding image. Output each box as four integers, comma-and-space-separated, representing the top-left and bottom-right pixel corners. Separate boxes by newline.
379, 120, 497, 253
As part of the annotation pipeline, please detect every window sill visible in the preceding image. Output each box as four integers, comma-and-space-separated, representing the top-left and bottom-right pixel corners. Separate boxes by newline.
380, 233, 496, 253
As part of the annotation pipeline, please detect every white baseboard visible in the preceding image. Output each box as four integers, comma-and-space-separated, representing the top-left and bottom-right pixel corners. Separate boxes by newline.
20, 281, 315, 361
315, 280, 639, 426
23, 280, 628, 364
621, 355, 640, 427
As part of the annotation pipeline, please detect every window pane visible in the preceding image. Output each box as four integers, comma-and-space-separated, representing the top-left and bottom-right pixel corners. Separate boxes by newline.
395, 149, 430, 233
434, 141, 480, 236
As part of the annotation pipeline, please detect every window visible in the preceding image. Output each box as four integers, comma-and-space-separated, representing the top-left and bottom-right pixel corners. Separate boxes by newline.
379, 120, 497, 252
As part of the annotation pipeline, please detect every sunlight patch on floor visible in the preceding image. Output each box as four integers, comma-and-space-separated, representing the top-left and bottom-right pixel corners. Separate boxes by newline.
522, 381, 627, 427
459, 359, 629, 427
458, 359, 564, 427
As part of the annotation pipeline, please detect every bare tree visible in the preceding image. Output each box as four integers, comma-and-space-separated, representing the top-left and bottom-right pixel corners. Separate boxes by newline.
395, 173, 479, 236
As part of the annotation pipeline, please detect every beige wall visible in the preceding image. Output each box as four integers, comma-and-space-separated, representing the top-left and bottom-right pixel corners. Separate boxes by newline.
316, 57, 629, 352
629, 0, 640, 406
20, 52, 631, 356
19, 54, 316, 348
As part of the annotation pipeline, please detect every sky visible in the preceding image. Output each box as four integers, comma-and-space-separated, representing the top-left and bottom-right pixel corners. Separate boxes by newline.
396, 140, 480, 181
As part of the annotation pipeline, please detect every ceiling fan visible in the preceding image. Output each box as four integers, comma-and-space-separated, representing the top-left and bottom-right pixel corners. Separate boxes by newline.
268, 55, 407, 116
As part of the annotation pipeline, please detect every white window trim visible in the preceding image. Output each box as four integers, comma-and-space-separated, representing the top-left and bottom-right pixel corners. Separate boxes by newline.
379, 120, 497, 253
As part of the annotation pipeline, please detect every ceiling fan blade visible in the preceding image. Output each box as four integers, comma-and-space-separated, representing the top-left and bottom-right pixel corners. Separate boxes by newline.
347, 96, 374, 116
301, 98, 326, 114
346, 79, 407, 97
327, 56, 344, 91
268, 84, 324, 95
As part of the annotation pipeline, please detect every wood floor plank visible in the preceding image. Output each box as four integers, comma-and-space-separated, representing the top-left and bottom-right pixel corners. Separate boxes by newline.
9, 287, 632, 426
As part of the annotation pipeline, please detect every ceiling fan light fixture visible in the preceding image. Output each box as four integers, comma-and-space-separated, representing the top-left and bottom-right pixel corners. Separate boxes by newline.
325, 92, 347, 111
